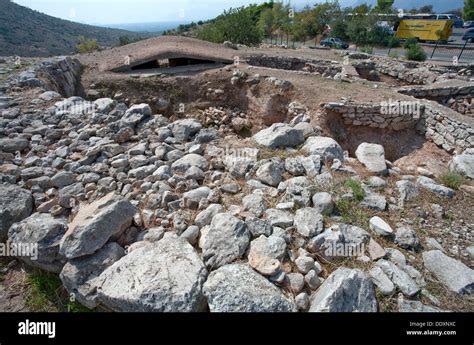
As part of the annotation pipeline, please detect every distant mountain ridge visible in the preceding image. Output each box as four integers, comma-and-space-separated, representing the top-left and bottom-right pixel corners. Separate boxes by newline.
0, 0, 148, 57
351, 0, 464, 12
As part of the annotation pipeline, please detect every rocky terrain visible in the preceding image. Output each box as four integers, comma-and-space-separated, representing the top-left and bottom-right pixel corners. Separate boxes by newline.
0, 38, 473, 312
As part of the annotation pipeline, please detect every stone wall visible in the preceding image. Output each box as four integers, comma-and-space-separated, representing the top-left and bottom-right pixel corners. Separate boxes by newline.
324, 99, 474, 153
324, 101, 422, 131
246, 54, 342, 78
418, 101, 474, 153
35, 56, 83, 97
398, 82, 474, 116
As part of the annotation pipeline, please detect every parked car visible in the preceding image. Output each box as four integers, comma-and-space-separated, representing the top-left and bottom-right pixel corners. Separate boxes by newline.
320, 37, 349, 49
462, 28, 474, 42
450, 16, 464, 28
463, 21, 474, 28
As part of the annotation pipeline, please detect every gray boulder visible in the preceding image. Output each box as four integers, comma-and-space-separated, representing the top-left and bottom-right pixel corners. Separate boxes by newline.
171, 154, 208, 173
422, 250, 474, 295
248, 235, 287, 276
252, 123, 304, 149
256, 162, 282, 187
8, 213, 68, 273
449, 148, 474, 179
96, 234, 208, 311
264, 209, 294, 228
0, 183, 33, 241
309, 267, 377, 312
59, 193, 137, 259
203, 263, 296, 312
121, 104, 151, 127
242, 193, 266, 218
417, 176, 455, 198
0, 138, 29, 153
194, 204, 224, 228
376, 259, 420, 297
60, 243, 125, 308
294, 207, 324, 237
169, 119, 202, 142
302, 136, 343, 161
202, 213, 250, 268
355, 143, 387, 175
395, 227, 420, 251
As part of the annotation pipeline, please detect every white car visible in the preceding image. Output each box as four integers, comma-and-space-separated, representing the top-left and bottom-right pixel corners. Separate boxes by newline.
463, 21, 474, 28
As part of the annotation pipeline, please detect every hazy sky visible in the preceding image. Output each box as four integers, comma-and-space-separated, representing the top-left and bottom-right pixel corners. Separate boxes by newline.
13, 0, 361, 25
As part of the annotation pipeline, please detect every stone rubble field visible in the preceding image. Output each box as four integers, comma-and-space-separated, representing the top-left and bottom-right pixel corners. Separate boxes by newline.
0, 52, 473, 313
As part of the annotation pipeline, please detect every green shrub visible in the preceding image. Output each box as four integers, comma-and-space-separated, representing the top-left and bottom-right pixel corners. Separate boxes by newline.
437, 172, 465, 190
76, 36, 99, 53
403, 38, 418, 49
345, 179, 366, 201
359, 46, 373, 54
405, 43, 427, 61
387, 36, 401, 48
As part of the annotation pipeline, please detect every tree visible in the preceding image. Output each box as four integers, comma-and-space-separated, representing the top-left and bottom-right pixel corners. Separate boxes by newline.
76, 36, 98, 53
419, 5, 433, 13
311, 1, 341, 40
197, 6, 262, 45
465, 0, 474, 20
375, 0, 394, 13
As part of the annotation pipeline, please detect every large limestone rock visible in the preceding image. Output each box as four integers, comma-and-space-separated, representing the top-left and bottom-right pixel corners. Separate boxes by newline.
355, 143, 387, 175
376, 259, 420, 297
449, 148, 474, 179
0, 138, 29, 153
0, 183, 33, 241
417, 176, 455, 198
8, 213, 68, 273
294, 207, 324, 237
422, 250, 474, 295
59, 193, 137, 259
253, 123, 304, 149
121, 103, 151, 127
302, 136, 344, 161
309, 267, 377, 312
256, 161, 283, 187
202, 213, 250, 268
203, 263, 296, 312
248, 235, 287, 276
169, 119, 202, 142
171, 154, 208, 173
60, 243, 125, 308
96, 234, 208, 312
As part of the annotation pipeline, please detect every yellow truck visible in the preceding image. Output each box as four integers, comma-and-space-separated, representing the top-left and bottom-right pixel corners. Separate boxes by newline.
395, 19, 453, 42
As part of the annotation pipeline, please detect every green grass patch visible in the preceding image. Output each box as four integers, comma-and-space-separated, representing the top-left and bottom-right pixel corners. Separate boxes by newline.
335, 198, 370, 228
26, 270, 90, 312
344, 179, 366, 201
437, 172, 465, 190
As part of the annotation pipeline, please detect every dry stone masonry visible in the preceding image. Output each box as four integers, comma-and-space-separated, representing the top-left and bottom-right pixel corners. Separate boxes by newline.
0, 43, 473, 314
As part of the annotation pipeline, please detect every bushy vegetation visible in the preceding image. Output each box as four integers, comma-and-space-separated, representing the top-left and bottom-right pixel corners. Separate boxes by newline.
405, 42, 427, 61
117, 35, 146, 47
345, 179, 366, 201
76, 36, 99, 53
196, 4, 271, 45
26, 270, 89, 312
437, 172, 465, 190
465, 0, 474, 21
